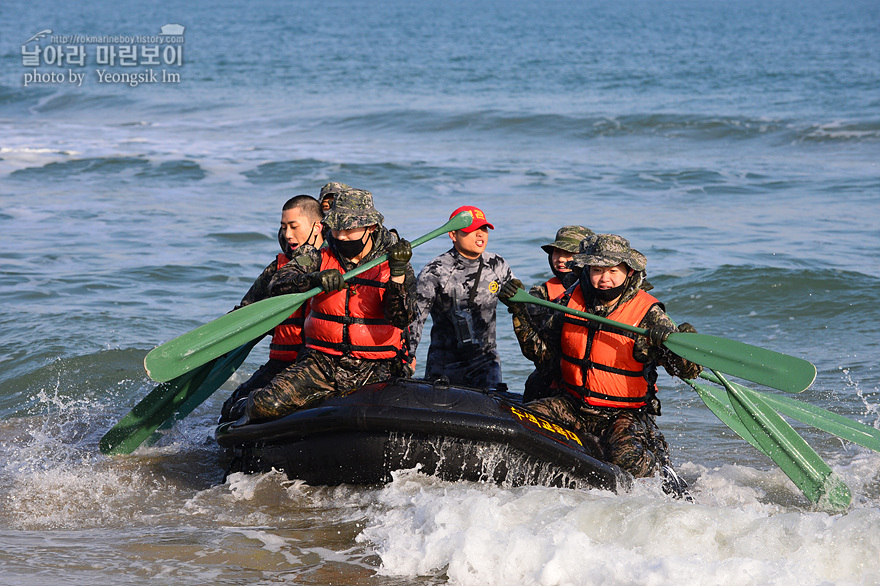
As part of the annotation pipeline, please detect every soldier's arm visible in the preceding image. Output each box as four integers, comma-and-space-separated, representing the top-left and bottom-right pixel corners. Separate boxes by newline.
237, 260, 278, 309
408, 263, 439, 355
384, 263, 418, 329
525, 282, 552, 322
529, 282, 550, 301
267, 245, 322, 296
637, 305, 702, 380
509, 300, 561, 366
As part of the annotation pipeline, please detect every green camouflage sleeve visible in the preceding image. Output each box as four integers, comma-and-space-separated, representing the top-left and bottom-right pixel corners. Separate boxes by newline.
237, 260, 278, 308
528, 282, 549, 301
509, 301, 564, 367
266, 245, 323, 296
637, 305, 703, 380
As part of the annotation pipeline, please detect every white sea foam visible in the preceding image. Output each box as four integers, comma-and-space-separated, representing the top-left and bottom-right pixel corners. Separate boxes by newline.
358, 469, 880, 585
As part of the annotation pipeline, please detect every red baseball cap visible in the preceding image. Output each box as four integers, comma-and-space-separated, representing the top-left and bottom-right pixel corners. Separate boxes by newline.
449, 205, 494, 233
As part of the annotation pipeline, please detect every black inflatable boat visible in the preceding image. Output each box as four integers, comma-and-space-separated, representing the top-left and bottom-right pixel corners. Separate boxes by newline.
216, 377, 633, 493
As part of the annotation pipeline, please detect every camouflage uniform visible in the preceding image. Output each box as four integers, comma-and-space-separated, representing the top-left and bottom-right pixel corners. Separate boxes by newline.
242, 189, 417, 421
508, 234, 702, 478
410, 247, 515, 388
218, 242, 322, 422
522, 226, 593, 401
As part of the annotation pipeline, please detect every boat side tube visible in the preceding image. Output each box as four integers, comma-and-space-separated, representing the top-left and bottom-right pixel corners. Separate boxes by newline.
216, 378, 632, 493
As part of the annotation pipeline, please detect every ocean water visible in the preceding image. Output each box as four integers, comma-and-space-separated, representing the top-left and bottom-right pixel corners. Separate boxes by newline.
1, 0, 879, 584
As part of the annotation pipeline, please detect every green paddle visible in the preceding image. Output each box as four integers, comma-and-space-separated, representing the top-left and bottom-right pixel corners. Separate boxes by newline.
100, 339, 260, 455
144, 211, 474, 383
143, 337, 263, 447
712, 369, 851, 510
684, 377, 771, 457
699, 371, 880, 454
506, 289, 817, 393
101, 357, 211, 454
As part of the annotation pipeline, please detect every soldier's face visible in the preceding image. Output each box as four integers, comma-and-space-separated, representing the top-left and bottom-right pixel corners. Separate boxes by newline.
450, 227, 488, 259
332, 225, 374, 241
588, 263, 632, 289
551, 248, 574, 273
330, 225, 376, 261
280, 208, 321, 251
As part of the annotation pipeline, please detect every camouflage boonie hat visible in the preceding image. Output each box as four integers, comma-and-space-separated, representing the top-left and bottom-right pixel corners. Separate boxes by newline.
572, 233, 647, 272
322, 188, 384, 230
320, 182, 351, 199
541, 225, 594, 254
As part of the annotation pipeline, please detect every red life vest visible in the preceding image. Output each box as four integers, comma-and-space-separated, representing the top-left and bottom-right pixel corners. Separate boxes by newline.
303, 249, 404, 360
560, 288, 660, 409
544, 276, 567, 301
268, 253, 306, 361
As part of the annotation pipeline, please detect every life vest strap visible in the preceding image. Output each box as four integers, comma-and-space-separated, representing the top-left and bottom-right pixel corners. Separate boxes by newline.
347, 275, 387, 289
309, 310, 388, 326
560, 352, 644, 378
304, 336, 398, 356
269, 342, 303, 352
563, 382, 647, 404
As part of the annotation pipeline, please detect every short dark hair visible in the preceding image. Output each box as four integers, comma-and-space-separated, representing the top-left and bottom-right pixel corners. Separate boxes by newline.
282, 195, 323, 222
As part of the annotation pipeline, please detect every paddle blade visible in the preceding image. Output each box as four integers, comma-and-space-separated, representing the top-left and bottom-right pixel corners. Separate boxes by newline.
717, 371, 851, 511
684, 378, 771, 457
700, 371, 880, 454
664, 332, 817, 393
100, 361, 214, 455
144, 291, 313, 382
144, 337, 260, 446
103, 340, 260, 455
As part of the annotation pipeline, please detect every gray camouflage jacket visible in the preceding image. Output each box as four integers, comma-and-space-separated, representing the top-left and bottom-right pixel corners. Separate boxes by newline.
410, 247, 515, 369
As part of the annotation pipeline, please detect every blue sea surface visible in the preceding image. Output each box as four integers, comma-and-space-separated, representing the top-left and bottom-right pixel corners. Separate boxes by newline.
1, 0, 879, 584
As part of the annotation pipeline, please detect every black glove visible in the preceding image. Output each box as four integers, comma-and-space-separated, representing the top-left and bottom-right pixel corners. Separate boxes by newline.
497, 278, 524, 306
219, 387, 248, 423
676, 322, 698, 334
218, 396, 248, 424
387, 238, 412, 277
646, 325, 675, 347
309, 269, 347, 293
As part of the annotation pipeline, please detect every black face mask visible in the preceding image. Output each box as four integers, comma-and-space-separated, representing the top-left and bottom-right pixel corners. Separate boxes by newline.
560, 270, 580, 289
331, 230, 370, 259
581, 274, 629, 303
594, 281, 628, 302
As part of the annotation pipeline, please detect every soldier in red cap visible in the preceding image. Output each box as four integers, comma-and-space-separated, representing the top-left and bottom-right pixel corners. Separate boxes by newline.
409, 205, 520, 388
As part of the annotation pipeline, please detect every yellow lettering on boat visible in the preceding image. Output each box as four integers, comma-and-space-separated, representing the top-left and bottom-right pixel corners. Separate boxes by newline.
508, 406, 582, 446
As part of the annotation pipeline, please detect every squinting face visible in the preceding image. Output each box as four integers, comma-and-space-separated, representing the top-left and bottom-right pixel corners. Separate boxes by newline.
551, 248, 574, 273
450, 227, 489, 259
589, 263, 632, 290
280, 208, 321, 251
